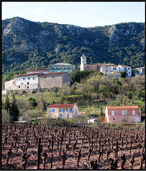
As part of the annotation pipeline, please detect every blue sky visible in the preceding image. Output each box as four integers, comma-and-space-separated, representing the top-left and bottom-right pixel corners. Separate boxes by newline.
2, 2, 145, 27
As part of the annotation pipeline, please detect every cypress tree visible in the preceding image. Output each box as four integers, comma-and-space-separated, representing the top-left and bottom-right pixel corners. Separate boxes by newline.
100, 106, 103, 117
10, 94, 19, 122
4, 95, 11, 112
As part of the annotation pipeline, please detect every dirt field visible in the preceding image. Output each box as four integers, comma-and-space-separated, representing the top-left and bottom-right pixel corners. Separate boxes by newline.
2, 123, 145, 170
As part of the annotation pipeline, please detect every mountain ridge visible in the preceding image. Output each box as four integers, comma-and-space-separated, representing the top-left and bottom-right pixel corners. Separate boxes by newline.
2, 17, 145, 74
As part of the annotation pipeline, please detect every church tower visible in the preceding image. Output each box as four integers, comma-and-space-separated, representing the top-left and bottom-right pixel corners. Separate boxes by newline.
80, 54, 87, 71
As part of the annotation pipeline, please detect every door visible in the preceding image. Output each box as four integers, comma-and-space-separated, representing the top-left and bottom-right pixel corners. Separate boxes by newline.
137, 118, 140, 122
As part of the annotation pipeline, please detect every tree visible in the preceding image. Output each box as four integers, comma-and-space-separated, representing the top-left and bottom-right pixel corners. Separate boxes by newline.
121, 71, 127, 78
4, 95, 11, 112
2, 109, 12, 123
100, 106, 103, 117
28, 97, 37, 109
9, 94, 19, 122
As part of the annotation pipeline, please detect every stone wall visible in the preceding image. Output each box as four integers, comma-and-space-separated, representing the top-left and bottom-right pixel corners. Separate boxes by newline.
39, 73, 70, 89
62, 73, 71, 85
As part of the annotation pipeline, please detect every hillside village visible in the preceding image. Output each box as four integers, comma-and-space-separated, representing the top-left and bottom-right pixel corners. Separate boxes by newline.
2, 54, 145, 124
4, 54, 145, 92
2, 4, 145, 170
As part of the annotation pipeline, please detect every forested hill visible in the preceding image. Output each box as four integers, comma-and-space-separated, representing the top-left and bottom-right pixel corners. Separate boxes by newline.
2, 17, 145, 74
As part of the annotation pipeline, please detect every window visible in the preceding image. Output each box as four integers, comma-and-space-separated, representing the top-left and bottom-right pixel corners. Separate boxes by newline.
122, 110, 125, 115
28, 77, 30, 80
113, 67, 116, 70
23, 78, 25, 80
133, 110, 136, 115
18, 86, 20, 88
59, 109, 65, 113
115, 75, 119, 78
21, 83, 23, 85
128, 68, 130, 70
106, 70, 108, 72
67, 114, 70, 118
59, 114, 62, 118
105, 66, 108, 69
50, 109, 55, 112
66, 108, 72, 112
113, 118, 115, 120
111, 111, 115, 115
27, 86, 29, 89
27, 82, 29, 85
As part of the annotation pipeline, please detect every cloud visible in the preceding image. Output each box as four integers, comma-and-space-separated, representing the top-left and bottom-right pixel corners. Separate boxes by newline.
35, 9, 43, 15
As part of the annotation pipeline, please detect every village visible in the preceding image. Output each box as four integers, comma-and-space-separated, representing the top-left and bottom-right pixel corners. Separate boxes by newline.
2, 54, 145, 124
2, 2, 145, 169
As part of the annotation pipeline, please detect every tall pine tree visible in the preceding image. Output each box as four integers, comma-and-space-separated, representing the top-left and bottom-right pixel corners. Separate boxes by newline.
4, 95, 11, 112
10, 94, 19, 122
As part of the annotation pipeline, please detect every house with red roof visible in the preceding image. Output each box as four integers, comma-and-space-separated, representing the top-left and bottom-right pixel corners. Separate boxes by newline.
105, 106, 141, 123
26, 68, 49, 74
47, 103, 79, 119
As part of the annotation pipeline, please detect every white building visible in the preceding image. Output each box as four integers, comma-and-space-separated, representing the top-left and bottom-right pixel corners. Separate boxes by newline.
80, 54, 87, 71
5, 79, 15, 90
80, 55, 131, 77
118, 65, 132, 77
14, 73, 42, 90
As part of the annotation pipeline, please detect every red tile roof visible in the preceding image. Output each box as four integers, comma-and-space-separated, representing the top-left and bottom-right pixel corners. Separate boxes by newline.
27, 68, 48, 72
119, 65, 131, 68
107, 106, 139, 109
48, 103, 75, 108
15, 73, 42, 78
14, 72, 69, 78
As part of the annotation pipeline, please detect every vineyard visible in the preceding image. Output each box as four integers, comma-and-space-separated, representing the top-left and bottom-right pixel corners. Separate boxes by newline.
2, 123, 145, 170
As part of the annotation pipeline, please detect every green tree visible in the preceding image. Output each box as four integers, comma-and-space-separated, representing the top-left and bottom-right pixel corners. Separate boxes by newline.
28, 97, 37, 109
121, 71, 127, 78
100, 106, 103, 117
2, 109, 12, 123
4, 95, 11, 112
9, 94, 20, 122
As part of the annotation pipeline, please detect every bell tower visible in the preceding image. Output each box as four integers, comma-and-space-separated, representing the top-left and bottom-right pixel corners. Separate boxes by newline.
80, 54, 87, 71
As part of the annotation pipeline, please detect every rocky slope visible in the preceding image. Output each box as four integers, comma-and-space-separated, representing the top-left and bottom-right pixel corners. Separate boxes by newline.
2, 17, 145, 73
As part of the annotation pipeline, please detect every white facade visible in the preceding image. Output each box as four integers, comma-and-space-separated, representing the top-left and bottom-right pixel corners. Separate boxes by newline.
105, 107, 109, 123
5, 79, 15, 90
14, 74, 41, 90
118, 65, 131, 77
111, 65, 131, 77
80, 54, 87, 71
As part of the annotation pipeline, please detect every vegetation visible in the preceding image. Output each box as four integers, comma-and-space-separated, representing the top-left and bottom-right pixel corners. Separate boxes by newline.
2, 72, 145, 123
2, 17, 145, 75
3, 94, 20, 123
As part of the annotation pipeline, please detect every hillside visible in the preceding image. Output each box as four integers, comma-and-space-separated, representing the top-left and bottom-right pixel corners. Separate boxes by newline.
2, 17, 145, 74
